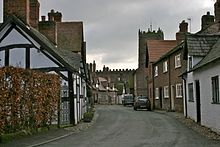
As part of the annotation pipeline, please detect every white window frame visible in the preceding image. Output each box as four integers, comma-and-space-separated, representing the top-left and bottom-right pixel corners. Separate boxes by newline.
175, 54, 181, 68
154, 66, 158, 77
163, 60, 168, 73
164, 86, 169, 98
155, 88, 159, 100
176, 83, 183, 98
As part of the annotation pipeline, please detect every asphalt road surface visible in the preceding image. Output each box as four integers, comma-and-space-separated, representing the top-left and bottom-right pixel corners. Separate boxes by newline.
40, 105, 220, 147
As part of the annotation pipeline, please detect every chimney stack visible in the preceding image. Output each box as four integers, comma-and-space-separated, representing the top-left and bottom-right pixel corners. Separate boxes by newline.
48, 9, 62, 22
215, 0, 220, 23
29, 0, 40, 29
176, 20, 188, 44
201, 12, 214, 30
41, 16, 46, 21
93, 61, 96, 72
3, 0, 30, 25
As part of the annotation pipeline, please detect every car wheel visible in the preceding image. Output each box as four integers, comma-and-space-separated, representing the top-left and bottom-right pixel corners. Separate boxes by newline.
134, 107, 137, 111
147, 106, 151, 111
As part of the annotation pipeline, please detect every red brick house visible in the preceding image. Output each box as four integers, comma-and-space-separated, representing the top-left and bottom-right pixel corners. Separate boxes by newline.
146, 40, 177, 110
152, 21, 188, 112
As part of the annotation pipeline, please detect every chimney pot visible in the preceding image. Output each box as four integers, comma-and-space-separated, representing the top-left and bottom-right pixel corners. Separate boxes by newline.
41, 16, 46, 21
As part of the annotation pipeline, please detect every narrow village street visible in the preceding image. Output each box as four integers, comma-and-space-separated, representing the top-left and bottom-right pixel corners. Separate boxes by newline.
37, 105, 220, 147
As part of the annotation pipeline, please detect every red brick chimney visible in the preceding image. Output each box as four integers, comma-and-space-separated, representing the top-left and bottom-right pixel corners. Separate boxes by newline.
48, 9, 62, 22
3, 0, 30, 25
176, 20, 188, 44
201, 12, 214, 30
215, 0, 220, 23
38, 20, 57, 45
29, 0, 40, 29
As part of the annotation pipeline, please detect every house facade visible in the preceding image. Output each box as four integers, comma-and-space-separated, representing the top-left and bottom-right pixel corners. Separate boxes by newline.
146, 40, 177, 110
152, 20, 188, 112
183, 34, 219, 120
1, 0, 88, 125
191, 42, 220, 133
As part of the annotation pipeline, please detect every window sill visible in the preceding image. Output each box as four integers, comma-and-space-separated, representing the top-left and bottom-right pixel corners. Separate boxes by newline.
176, 96, 183, 99
164, 97, 169, 99
155, 98, 159, 100
175, 66, 181, 69
188, 100, 194, 102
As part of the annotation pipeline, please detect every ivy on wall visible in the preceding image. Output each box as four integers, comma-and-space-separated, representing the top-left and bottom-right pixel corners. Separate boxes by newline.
0, 67, 60, 134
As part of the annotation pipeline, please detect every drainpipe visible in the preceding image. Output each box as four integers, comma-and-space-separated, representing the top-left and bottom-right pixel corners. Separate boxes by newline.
168, 57, 172, 111
182, 75, 188, 118
152, 63, 155, 109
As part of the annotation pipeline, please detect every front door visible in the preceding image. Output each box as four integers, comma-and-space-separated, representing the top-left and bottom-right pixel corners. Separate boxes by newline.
159, 87, 163, 109
195, 80, 201, 123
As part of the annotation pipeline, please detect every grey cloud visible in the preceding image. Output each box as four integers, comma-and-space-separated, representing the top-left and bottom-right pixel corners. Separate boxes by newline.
1, 0, 213, 69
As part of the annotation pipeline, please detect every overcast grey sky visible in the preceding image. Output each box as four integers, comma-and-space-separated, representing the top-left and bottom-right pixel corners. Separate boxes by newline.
0, 0, 215, 70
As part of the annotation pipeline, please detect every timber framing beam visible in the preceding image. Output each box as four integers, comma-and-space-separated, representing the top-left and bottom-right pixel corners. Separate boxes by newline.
0, 44, 34, 51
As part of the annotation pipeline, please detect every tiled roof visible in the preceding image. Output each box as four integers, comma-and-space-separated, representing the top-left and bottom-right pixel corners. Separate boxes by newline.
192, 38, 220, 71
154, 42, 184, 64
0, 16, 82, 73
186, 34, 219, 56
147, 40, 177, 62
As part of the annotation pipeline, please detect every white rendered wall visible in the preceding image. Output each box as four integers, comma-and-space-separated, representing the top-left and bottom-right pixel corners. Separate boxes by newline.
194, 63, 220, 133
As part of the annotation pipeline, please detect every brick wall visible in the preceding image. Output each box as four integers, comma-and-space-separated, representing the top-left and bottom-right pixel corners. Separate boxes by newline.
169, 49, 186, 112
38, 21, 57, 45
57, 22, 83, 52
4, 0, 30, 24
154, 58, 169, 110
153, 47, 186, 112
29, 0, 40, 29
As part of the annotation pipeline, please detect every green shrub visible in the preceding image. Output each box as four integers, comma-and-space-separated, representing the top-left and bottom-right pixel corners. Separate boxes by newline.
83, 111, 94, 122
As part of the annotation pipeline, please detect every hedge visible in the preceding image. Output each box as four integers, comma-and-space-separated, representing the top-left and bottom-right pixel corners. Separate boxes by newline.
0, 67, 60, 135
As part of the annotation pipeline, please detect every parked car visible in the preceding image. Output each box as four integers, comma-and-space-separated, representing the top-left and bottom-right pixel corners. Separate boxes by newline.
133, 96, 151, 111
122, 94, 134, 106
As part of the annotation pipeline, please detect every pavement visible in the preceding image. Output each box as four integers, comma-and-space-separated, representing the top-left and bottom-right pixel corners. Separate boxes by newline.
1, 107, 220, 147
154, 110, 220, 140
1, 112, 99, 147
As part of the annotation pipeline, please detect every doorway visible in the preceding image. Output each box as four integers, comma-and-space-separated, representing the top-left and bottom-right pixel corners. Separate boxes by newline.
159, 87, 163, 109
195, 80, 201, 123
171, 85, 175, 111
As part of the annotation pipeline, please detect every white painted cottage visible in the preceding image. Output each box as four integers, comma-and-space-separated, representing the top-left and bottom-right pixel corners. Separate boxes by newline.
183, 34, 220, 133
0, 16, 88, 125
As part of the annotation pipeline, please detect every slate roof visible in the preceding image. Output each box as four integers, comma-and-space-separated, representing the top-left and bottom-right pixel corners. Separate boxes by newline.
0, 15, 82, 73
197, 22, 220, 35
185, 34, 220, 57
192, 38, 220, 71
146, 40, 177, 63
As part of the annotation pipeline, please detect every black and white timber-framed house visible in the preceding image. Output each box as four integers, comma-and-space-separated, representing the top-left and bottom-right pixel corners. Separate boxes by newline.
0, 15, 88, 125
